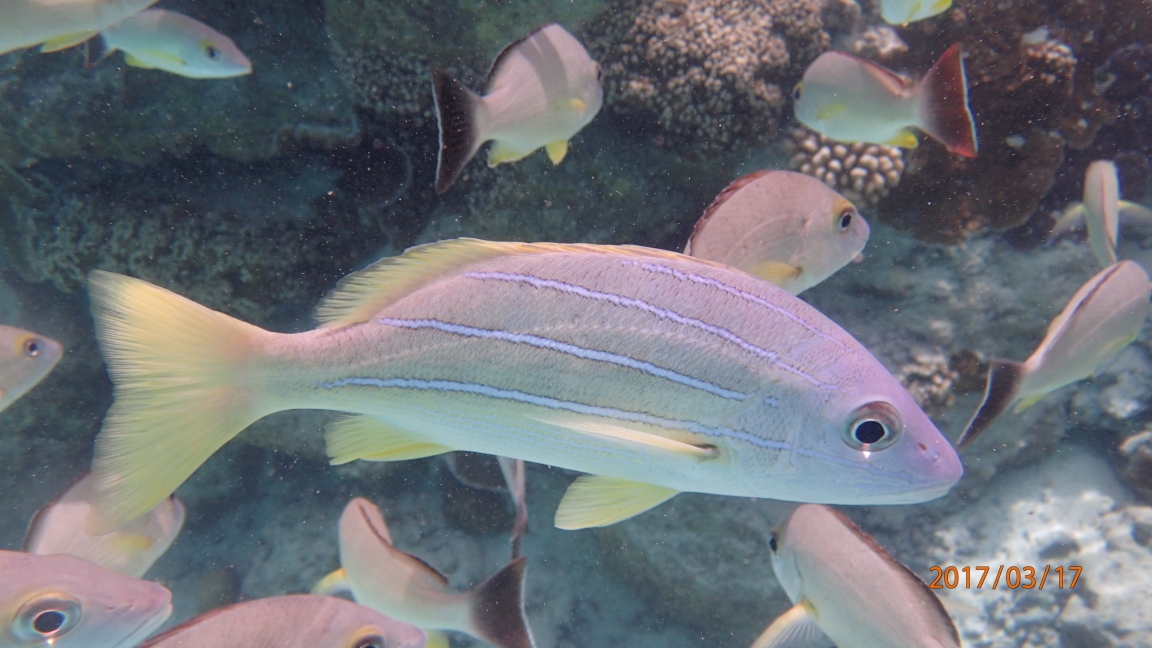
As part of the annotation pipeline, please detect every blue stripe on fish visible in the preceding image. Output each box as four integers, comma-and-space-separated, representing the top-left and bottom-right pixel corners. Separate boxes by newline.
377, 317, 748, 400
315, 377, 906, 478
626, 261, 849, 351
463, 271, 843, 392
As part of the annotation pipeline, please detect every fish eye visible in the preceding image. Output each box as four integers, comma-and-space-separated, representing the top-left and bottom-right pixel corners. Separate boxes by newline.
23, 338, 40, 357
837, 207, 855, 231
13, 594, 81, 640
792, 83, 802, 102
768, 532, 779, 554
204, 43, 220, 60
843, 401, 903, 452
595, 63, 602, 81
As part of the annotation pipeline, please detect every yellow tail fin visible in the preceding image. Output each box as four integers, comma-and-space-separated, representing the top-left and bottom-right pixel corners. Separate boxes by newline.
87, 271, 274, 533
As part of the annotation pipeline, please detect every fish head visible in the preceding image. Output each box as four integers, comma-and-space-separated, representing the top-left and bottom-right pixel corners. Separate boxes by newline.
0, 326, 63, 410
338, 623, 428, 648
0, 551, 172, 648
183, 34, 251, 78
734, 373, 961, 504
766, 516, 803, 602
796, 187, 870, 288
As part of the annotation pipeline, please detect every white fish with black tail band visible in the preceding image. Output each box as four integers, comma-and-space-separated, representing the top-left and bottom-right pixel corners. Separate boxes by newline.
753, 504, 960, 648
959, 261, 1151, 447
432, 23, 603, 193
84, 238, 961, 534
794, 44, 977, 158
0, 549, 172, 648
684, 170, 870, 294
313, 497, 535, 648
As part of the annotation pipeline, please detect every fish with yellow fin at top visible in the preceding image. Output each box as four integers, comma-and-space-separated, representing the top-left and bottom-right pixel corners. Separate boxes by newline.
752, 504, 960, 648
0, 549, 172, 648
83, 238, 961, 535
880, 0, 952, 26
794, 44, 977, 158
0, 0, 158, 56
0, 324, 63, 414
432, 23, 603, 193
313, 497, 535, 648
1048, 160, 1152, 267
96, 9, 251, 79
958, 261, 1151, 447
23, 471, 185, 579
136, 595, 426, 648
684, 170, 870, 295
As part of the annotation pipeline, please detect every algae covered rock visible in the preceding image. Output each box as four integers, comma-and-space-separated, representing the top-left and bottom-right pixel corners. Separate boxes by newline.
0, 0, 356, 168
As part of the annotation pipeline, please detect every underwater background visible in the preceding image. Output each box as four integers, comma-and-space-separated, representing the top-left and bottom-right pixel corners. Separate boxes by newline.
3, 0, 1152, 646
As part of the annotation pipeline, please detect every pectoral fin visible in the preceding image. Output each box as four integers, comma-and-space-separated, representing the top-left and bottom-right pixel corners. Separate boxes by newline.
531, 415, 717, 459
1120, 201, 1152, 222
123, 53, 155, 69
325, 415, 452, 465
747, 261, 803, 287
39, 31, 97, 53
885, 130, 920, 149
424, 631, 450, 648
750, 601, 827, 648
555, 476, 679, 529
311, 568, 350, 596
545, 140, 569, 164
127, 49, 186, 69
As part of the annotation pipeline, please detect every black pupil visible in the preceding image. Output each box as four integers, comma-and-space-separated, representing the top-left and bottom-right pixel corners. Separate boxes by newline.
839, 212, 852, 229
356, 637, 384, 648
854, 420, 886, 445
769, 534, 778, 552
34, 610, 65, 634
25, 341, 39, 356
206, 45, 219, 59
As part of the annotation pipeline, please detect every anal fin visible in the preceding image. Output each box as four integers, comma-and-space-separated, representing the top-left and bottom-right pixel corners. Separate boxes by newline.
325, 415, 452, 465
39, 31, 97, 53
554, 476, 679, 530
750, 601, 827, 648
885, 130, 920, 149
488, 140, 531, 166
747, 261, 803, 288
311, 568, 350, 596
545, 140, 569, 164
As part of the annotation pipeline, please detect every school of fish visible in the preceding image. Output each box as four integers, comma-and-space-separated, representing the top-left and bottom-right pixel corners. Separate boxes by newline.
1, 2, 1149, 648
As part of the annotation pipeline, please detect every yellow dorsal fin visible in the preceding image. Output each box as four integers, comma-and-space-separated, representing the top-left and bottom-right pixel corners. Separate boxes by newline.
325, 415, 452, 465
554, 476, 679, 529
313, 238, 700, 328
885, 130, 919, 149
546, 140, 569, 165
39, 31, 97, 53
123, 53, 154, 69
747, 261, 802, 286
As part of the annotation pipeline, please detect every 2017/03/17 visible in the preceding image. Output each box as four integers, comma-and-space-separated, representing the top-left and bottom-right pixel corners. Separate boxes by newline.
927, 565, 1082, 590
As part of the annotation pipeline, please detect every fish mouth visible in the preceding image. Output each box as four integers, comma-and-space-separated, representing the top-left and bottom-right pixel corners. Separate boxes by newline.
115, 602, 172, 648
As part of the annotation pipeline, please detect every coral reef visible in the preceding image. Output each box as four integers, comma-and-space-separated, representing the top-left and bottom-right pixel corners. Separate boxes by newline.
0, 0, 357, 168
585, 0, 833, 158
782, 126, 904, 205
876, 0, 1152, 242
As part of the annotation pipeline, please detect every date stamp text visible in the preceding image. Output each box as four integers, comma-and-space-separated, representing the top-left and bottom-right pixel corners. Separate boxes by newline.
927, 565, 1082, 590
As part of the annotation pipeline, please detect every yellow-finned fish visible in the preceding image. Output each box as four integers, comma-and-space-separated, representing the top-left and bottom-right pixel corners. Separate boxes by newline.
684, 170, 870, 294
959, 261, 1151, 447
85, 238, 961, 533
0, 0, 157, 55
432, 23, 603, 193
313, 497, 535, 648
794, 44, 977, 158
135, 595, 426, 648
99, 8, 251, 79
0, 325, 63, 414
880, 0, 953, 26
0, 549, 172, 648
23, 471, 185, 579
1047, 161, 1152, 266
753, 504, 959, 648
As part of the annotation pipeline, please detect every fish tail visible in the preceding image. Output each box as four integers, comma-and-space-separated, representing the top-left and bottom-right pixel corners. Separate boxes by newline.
957, 358, 1024, 448
432, 68, 483, 194
88, 271, 277, 533
469, 556, 537, 648
917, 43, 978, 159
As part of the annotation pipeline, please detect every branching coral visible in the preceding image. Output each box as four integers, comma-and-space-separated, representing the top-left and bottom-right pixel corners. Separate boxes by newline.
586, 0, 832, 158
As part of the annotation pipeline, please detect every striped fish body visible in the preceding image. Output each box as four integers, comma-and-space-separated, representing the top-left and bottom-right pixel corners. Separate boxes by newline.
88, 240, 961, 531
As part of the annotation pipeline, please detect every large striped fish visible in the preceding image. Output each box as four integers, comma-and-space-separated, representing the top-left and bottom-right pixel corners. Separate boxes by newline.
87, 239, 962, 532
